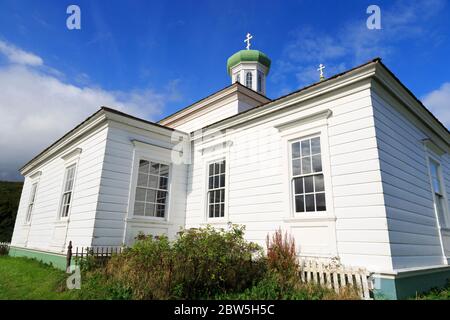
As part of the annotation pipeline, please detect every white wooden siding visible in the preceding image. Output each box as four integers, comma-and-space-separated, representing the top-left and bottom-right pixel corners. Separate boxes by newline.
11, 124, 109, 252
91, 121, 188, 246
371, 86, 448, 270
185, 82, 393, 273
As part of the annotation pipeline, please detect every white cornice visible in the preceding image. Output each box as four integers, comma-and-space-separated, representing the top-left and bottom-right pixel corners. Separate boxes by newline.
158, 83, 269, 127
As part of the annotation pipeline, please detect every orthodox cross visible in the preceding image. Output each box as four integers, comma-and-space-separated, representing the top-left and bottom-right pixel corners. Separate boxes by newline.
317, 64, 326, 81
244, 33, 253, 50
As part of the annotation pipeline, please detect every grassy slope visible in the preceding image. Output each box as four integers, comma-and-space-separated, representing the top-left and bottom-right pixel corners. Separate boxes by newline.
0, 181, 23, 242
0, 256, 76, 300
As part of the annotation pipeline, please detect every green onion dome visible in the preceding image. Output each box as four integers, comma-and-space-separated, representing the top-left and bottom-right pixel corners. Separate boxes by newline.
226, 50, 271, 75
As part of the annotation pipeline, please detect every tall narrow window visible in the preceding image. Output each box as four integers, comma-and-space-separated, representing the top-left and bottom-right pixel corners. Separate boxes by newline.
235, 73, 240, 84
134, 160, 169, 218
246, 72, 252, 89
430, 159, 448, 227
60, 165, 76, 218
257, 71, 262, 92
291, 136, 326, 213
26, 183, 38, 223
207, 160, 226, 218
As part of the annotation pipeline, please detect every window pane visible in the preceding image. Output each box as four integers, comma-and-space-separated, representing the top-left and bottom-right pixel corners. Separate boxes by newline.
214, 204, 220, 217
160, 165, 169, 177
304, 176, 314, 193
209, 205, 214, 218
292, 142, 300, 158
209, 164, 214, 176
209, 176, 214, 189
292, 159, 301, 176
145, 203, 155, 217
135, 187, 146, 201
220, 204, 225, 217
209, 191, 214, 204
137, 173, 148, 187
148, 175, 158, 189
159, 177, 168, 190
302, 157, 312, 174
220, 161, 226, 174
219, 174, 225, 188
295, 195, 305, 213
430, 161, 438, 178
146, 189, 156, 203
294, 177, 304, 194
156, 191, 166, 204
214, 176, 219, 189
134, 202, 145, 216
433, 177, 441, 194
214, 163, 220, 175
139, 160, 149, 174
305, 194, 315, 212
314, 174, 324, 192
311, 137, 321, 155
312, 155, 322, 172
156, 204, 165, 217
301, 140, 310, 157
316, 193, 326, 211
220, 189, 225, 202
150, 162, 159, 175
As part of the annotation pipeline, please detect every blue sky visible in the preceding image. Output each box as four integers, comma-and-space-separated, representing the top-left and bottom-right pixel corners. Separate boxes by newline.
0, 0, 449, 180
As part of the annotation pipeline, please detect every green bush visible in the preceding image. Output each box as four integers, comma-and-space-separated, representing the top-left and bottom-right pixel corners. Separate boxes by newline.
101, 224, 265, 299
0, 244, 9, 256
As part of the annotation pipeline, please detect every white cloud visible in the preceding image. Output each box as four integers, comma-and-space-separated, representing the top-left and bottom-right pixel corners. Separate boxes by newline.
0, 40, 43, 66
422, 83, 450, 129
271, 0, 446, 92
0, 41, 180, 181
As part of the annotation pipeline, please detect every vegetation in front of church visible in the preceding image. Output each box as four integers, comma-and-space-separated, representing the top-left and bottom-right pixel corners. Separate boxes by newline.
76, 225, 360, 300
0, 180, 23, 242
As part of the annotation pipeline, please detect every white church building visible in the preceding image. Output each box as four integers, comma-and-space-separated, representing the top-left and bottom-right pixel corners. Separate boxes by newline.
10, 41, 450, 299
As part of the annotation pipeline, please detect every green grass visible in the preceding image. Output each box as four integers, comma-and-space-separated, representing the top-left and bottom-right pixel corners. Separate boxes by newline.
414, 284, 450, 300
0, 256, 77, 300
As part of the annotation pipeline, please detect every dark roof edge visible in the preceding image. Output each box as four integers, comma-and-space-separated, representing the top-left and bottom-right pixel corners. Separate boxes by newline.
201, 58, 381, 132
19, 106, 178, 174
376, 60, 450, 137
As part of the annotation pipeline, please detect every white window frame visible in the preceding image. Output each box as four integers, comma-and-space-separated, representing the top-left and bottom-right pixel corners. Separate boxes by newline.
132, 158, 171, 219
427, 156, 450, 229
206, 159, 227, 219
25, 180, 39, 225
58, 164, 77, 220
289, 135, 327, 214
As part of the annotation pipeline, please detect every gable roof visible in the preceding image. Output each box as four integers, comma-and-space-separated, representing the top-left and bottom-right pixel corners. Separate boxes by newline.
199, 58, 450, 140
19, 107, 179, 175
157, 82, 271, 126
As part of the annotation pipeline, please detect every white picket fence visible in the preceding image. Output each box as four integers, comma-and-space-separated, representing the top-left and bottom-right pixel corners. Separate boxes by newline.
299, 258, 373, 300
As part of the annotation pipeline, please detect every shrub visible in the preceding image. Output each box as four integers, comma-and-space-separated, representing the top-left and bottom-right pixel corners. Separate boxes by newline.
102, 224, 265, 299
0, 243, 9, 256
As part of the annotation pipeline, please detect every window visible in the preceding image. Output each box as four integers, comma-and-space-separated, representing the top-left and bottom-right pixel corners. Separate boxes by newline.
207, 160, 226, 218
235, 73, 240, 84
26, 183, 38, 223
257, 71, 262, 92
246, 72, 252, 88
134, 160, 169, 218
291, 136, 326, 213
430, 159, 448, 227
60, 165, 76, 218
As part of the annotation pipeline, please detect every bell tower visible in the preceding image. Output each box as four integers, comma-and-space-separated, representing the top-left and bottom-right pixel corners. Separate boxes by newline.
227, 33, 271, 95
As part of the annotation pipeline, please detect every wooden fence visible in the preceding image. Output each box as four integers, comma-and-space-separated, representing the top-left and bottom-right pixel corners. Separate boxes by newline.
299, 258, 373, 300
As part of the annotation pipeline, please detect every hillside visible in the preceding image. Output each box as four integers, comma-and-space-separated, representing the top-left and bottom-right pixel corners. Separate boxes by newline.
0, 181, 23, 242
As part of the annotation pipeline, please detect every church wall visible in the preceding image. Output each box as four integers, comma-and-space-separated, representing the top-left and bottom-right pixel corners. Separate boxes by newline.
92, 121, 188, 246
185, 80, 394, 273
371, 84, 449, 270
11, 123, 109, 252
